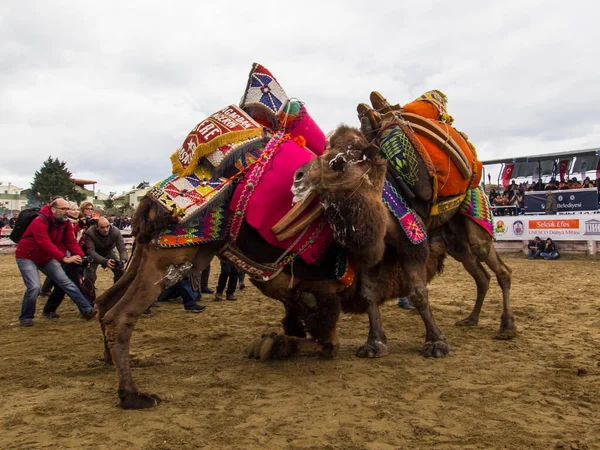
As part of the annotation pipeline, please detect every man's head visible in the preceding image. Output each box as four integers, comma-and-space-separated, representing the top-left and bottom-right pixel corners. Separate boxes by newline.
50, 197, 70, 222
96, 216, 111, 236
534, 236, 540, 242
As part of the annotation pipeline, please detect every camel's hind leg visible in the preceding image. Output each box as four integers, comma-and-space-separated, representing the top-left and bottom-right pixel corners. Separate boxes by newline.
462, 218, 516, 339
103, 245, 209, 409
96, 243, 145, 364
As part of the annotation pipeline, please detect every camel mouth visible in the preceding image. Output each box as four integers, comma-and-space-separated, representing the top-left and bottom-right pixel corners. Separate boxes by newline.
291, 186, 312, 205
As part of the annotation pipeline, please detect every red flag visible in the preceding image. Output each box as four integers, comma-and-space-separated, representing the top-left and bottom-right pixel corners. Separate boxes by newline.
558, 159, 569, 182
502, 164, 514, 188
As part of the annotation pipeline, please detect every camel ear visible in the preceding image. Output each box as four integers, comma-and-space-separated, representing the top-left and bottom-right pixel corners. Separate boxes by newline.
363, 143, 380, 161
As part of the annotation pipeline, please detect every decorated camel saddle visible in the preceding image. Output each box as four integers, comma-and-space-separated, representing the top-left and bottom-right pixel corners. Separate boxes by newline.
147, 64, 349, 281
358, 90, 493, 236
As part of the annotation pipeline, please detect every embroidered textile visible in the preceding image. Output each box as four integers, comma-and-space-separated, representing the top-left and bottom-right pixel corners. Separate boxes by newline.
240, 63, 290, 130
200, 135, 267, 178
459, 186, 494, 237
152, 205, 229, 248
170, 105, 263, 176
378, 125, 420, 187
382, 180, 427, 245
415, 90, 454, 124
148, 166, 232, 223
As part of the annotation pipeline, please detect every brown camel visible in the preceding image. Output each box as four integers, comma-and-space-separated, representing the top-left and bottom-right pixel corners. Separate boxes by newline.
290, 125, 515, 356
97, 128, 514, 410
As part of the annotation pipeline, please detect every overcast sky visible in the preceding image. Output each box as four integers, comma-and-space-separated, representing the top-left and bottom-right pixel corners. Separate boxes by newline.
1, 0, 599, 194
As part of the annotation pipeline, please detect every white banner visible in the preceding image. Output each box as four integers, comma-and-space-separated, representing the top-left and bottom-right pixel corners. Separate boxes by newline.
493, 214, 600, 241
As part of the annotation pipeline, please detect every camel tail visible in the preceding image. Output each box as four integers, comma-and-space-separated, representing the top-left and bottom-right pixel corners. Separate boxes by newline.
131, 196, 177, 243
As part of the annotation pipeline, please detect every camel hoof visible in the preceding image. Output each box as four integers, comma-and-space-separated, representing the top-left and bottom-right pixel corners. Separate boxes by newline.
356, 341, 389, 358
495, 327, 517, 340
245, 333, 295, 361
421, 340, 449, 358
455, 317, 478, 327
320, 342, 340, 359
120, 392, 161, 410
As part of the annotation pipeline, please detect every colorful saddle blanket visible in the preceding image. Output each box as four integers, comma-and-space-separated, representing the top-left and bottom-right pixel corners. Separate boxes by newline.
228, 131, 332, 266
459, 186, 494, 237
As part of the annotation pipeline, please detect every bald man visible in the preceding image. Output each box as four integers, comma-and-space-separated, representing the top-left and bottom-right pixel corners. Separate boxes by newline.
84, 216, 128, 288
15, 197, 97, 326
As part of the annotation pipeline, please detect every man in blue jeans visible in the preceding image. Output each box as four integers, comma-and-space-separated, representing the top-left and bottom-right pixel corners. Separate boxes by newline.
15, 197, 97, 327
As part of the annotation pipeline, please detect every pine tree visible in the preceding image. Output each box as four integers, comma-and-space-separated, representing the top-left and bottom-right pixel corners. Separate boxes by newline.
28, 157, 86, 206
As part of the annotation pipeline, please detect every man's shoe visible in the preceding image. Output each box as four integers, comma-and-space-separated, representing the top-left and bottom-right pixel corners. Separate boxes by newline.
151, 301, 160, 308
43, 312, 60, 319
397, 298, 415, 310
201, 287, 214, 294
82, 309, 97, 321
239, 283, 246, 290
142, 308, 154, 317
185, 303, 207, 313
226, 294, 237, 301
214, 292, 224, 301
20, 319, 34, 327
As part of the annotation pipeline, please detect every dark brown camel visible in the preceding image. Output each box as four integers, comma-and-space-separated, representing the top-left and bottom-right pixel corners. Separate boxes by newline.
290, 125, 515, 356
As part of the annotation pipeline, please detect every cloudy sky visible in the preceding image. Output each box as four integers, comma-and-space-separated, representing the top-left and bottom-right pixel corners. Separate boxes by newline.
1, 0, 599, 194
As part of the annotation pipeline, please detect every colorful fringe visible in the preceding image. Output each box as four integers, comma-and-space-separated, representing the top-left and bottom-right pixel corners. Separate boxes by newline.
382, 180, 427, 245
334, 251, 355, 287
459, 186, 494, 237
152, 205, 229, 248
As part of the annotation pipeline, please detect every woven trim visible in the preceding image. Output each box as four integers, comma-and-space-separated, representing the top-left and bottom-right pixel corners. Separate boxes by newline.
382, 180, 427, 245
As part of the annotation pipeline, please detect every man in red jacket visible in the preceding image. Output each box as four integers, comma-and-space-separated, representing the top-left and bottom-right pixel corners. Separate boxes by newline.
15, 197, 97, 327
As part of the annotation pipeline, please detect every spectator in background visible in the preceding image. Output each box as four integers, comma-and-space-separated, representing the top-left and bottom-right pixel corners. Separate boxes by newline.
0, 214, 8, 227
14, 197, 96, 326
9, 212, 19, 228
156, 275, 206, 313
583, 177, 592, 188
214, 261, 239, 301
527, 236, 544, 259
540, 238, 560, 260
545, 190, 558, 215
84, 216, 128, 289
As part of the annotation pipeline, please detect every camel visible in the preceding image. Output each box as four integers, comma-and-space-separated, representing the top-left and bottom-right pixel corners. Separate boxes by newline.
290, 124, 516, 361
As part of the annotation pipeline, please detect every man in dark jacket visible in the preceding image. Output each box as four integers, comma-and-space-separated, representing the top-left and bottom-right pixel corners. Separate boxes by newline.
527, 236, 545, 259
84, 216, 128, 288
15, 198, 97, 326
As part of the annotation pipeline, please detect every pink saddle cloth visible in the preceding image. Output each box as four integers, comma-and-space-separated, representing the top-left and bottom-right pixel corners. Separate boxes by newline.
229, 130, 331, 264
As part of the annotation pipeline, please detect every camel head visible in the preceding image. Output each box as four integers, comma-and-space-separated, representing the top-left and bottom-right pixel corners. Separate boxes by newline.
292, 125, 387, 206
292, 126, 389, 265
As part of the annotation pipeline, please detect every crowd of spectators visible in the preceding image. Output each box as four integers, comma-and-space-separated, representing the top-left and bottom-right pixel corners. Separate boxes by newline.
489, 177, 600, 216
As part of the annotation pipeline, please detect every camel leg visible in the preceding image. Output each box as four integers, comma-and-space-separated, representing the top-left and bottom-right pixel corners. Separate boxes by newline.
484, 245, 516, 340
281, 304, 307, 338
462, 219, 516, 340
96, 243, 145, 365
103, 246, 202, 409
453, 256, 490, 327
406, 264, 449, 358
356, 274, 388, 358
246, 292, 341, 360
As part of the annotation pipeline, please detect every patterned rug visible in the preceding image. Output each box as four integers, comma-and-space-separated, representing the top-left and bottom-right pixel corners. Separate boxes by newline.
152, 205, 229, 248
459, 186, 494, 237
382, 179, 427, 245
147, 166, 234, 224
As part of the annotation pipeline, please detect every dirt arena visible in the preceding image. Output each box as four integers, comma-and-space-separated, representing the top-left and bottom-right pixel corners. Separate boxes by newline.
0, 253, 599, 449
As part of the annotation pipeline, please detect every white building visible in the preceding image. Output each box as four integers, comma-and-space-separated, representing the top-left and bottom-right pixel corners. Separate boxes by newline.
0, 182, 28, 214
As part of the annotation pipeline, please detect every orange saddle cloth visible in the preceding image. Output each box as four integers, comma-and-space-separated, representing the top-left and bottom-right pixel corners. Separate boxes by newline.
403, 98, 482, 198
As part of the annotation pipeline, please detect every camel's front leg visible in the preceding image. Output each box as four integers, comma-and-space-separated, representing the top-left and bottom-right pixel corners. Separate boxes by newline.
246, 292, 341, 360
355, 275, 388, 358
406, 265, 449, 358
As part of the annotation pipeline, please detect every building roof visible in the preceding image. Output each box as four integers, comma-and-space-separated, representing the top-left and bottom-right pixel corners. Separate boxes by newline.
71, 178, 97, 186
482, 148, 600, 165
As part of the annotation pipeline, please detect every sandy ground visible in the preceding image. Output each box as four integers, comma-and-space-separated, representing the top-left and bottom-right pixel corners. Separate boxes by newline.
0, 253, 599, 449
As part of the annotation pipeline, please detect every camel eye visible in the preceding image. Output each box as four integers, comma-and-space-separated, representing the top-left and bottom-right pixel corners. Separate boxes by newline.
329, 153, 347, 172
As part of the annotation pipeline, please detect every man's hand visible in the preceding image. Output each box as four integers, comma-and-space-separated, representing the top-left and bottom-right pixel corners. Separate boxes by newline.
106, 259, 116, 269
63, 255, 82, 264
